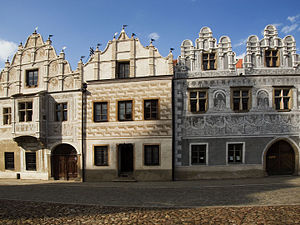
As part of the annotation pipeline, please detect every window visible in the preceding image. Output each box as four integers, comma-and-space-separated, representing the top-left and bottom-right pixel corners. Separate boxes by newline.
189, 90, 208, 113
144, 145, 159, 166
231, 88, 251, 112
116, 61, 130, 78
265, 50, 279, 67
227, 143, 243, 164
55, 103, 67, 121
94, 102, 108, 122
19, 102, 33, 122
5, 152, 14, 170
26, 69, 38, 87
94, 146, 108, 166
3, 107, 11, 125
25, 152, 36, 171
118, 100, 132, 121
190, 144, 207, 165
274, 88, 292, 111
144, 99, 158, 120
202, 53, 216, 70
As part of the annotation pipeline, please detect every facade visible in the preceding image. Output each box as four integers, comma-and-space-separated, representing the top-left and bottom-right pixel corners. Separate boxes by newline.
174, 25, 300, 179
83, 29, 173, 181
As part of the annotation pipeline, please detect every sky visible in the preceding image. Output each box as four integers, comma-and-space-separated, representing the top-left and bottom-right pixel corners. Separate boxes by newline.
0, 0, 300, 71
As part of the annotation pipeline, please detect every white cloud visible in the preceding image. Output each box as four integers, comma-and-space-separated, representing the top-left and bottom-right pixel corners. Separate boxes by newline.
148, 32, 160, 41
281, 24, 298, 34
287, 14, 300, 23
271, 23, 282, 28
236, 52, 246, 59
0, 39, 18, 62
234, 38, 247, 47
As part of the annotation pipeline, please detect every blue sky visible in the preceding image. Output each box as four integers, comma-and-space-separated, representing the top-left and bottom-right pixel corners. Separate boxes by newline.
1, 0, 300, 70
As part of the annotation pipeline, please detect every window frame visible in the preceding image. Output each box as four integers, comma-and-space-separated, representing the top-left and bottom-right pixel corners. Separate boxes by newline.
189, 89, 208, 113
3, 107, 11, 125
18, 101, 33, 122
25, 69, 39, 87
189, 143, 208, 166
231, 87, 251, 112
143, 144, 160, 166
5, 152, 14, 170
118, 100, 133, 121
144, 99, 159, 120
265, 49, 279, 67
202, 52, 217, 71
94, 145, 109, 166
55, 102, 68, 122
116, 61, 130, 79
93, 102, 108, 122
273, 87, 293, 111
226, 142, 245, 164
25, 152, 36, 171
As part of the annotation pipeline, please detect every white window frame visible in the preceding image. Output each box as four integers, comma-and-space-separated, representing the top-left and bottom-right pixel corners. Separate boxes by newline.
189, 143, 208, 166
226, 142, 245, 165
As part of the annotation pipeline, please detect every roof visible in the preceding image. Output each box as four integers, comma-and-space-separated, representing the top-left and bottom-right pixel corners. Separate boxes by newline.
236, 59, 243, 69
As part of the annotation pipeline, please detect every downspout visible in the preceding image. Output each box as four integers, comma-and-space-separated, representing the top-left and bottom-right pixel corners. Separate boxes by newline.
81, 82, 87, 182
172, 76, 175, 181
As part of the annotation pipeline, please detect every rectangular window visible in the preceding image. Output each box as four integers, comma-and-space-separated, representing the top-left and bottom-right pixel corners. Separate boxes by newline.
189, 90, 208, 113
231, 88, 251, 112
94, 146, 109, 166
55, 103, 68, 121
94, 102, 108, 122
5, 152, 14, 170
25, 152, 36, 171
26, 69, 38, 87
18, 102, 33, 122
144, 99, 158, 120
118, 100, 132, 121
274, 88, 292, 111
202, 53, 216, 70
191, 144, 207, 165
144, 145, 159, 166
265, 50, 279, 67
3, 107, 11, 125
116, 62, 130, 79
228, 143, 243, 164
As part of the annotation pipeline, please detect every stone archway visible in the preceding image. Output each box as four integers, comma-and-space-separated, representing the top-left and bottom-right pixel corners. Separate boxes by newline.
266, 140, 295, 175
51, 144, 78, 180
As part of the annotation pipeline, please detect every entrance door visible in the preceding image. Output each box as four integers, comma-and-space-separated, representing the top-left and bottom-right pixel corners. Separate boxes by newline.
52, 144, 78, 180
118, 144, 133, 175
266, 140, 295, 175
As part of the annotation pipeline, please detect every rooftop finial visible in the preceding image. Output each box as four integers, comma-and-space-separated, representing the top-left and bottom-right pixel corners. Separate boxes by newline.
113, 32, 118, 39
122, 24, 128, 30
34, 26, 38, 34
48, 34, 53, 40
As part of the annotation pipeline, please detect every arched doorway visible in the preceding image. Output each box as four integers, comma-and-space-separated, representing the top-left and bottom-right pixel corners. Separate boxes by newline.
266, 140, 295, 175
51, 144, 78, 180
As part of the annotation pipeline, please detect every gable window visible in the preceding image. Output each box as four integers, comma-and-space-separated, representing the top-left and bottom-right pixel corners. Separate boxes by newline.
231, 88, 251, 112
25, 152, 36, 171
227, 143, 244, 164
144, 99, 158, 120
189, 90, 208, 113
202, 53, 216, 70
190, 144, 207, 165
118, 100, 132, 121
94, 102, 108, 122
116, 61, 130, 79
94, 146, 108, 166
144, 145, 159, 166
274, 87, 292, 111
3, 107, 11, 125
5, 152, 14, 170
26, 69, 38, 87
19, 102, 33, 122
265, 50, 279, 67
55, 103, 68, 121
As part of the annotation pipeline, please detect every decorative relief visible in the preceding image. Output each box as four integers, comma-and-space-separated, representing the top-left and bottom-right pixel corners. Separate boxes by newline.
15, 123, 36, 133
213, 91, 226, 110
257, 90, 269, 110
49, 123, 73, 136
184, 113, 300, 137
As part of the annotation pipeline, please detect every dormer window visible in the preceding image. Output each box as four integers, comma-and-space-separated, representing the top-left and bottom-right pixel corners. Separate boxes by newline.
116, 61, 130, 78
202, 53, 216, 70
26, 69, 38, 87
265, 50, 279, 67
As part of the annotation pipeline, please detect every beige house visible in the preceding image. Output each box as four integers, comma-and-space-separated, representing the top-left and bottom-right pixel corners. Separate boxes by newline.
83, 29, 174, 181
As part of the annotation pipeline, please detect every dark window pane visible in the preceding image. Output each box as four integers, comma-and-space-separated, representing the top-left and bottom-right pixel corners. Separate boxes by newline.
199, 99, 206, 112
26, 152, 36, 171
5, 152, 14, 170
191, 145, 206, 165
283, 97, 290, 109
190, 100, 197, 112
144, 145, 159, 166
275, 98, 281, 110
94, 146, 108, 166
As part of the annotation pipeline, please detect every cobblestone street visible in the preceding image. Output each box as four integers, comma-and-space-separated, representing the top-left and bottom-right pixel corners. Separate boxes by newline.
0, 176, 300, 224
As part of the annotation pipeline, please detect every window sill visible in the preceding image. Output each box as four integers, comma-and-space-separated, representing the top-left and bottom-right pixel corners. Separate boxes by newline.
94, 120, 108, 123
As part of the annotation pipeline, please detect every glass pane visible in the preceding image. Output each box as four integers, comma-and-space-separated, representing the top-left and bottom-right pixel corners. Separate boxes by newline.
233, 91, 240, 97
242, 98, 248, 110
63, 111, 67, 121
242, 91, 248, 97
203, 61, 208, 70
209, 53, 215, 59
202, 54, 208, 60
199, 99, 206, 112
274, 90, 281, 96
190, 92, 197, 98
233, 98, 240, 110
63, 103, 67, 110
27, 102, 32, 109
275, 98, 281, 110
199, 91, 206, 98
190, 100, 197, 112
209, 60, 215, 69
283, 89, 290, 96
27, 111, 33, 121
283, 97, 290, 109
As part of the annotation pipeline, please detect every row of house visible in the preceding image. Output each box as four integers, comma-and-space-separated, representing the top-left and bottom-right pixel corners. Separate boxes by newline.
0, 25, 299, 181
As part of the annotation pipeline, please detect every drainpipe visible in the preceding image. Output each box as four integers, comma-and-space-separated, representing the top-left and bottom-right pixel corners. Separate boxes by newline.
172, 77, 175, 181
81, 82, 87, 182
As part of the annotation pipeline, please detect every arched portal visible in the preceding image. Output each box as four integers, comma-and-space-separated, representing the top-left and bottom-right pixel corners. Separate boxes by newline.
51, 144, 78, 180
266, 140, 295, 175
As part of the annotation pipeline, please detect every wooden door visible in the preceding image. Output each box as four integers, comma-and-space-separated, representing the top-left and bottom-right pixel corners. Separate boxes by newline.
119, 144, 133, 174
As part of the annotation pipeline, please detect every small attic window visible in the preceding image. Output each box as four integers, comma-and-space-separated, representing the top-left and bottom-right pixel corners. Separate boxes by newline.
265, 50, 279, 67
26, 69, 38, 87
202, 53, 216, 70
116, 61, 130, 79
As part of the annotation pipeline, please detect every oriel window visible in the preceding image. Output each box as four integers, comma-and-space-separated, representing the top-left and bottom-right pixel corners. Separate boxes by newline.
55, 103, 68, 121
19, 102, 33, 122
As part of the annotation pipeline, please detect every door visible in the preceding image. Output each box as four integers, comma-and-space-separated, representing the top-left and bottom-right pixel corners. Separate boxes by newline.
266, 140, 295, 175
118, 144, 133, 175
